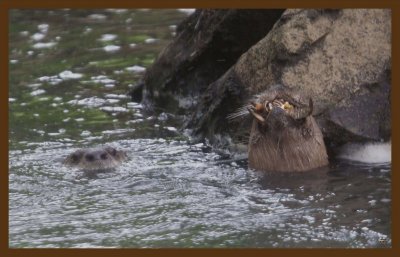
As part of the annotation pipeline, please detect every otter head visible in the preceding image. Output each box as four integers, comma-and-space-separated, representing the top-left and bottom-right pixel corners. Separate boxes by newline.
63, 146, 127, 171
245, 88, 328, 172
247, 90, 313, 133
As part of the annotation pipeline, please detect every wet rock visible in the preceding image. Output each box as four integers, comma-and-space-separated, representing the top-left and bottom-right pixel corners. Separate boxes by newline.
140, 9, 285, 112
141, 9, 391, 148
188, 9, 391, 146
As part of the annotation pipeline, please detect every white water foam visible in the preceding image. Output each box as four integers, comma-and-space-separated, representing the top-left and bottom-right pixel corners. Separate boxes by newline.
338, 141, 391, 164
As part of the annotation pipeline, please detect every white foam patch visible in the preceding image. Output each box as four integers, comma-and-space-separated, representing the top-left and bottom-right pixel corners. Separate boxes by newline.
36, 70, 82, 85
125, 65, 146, 73
127, 102, 143, 109
99, 34, 117, 42
20, 31, 29, 36
31, 33, 45, 41
87, 14, 107, 20
103, 45, 120, 52
80, 130, 92, 137
59, 70, 83, 79
30, 89, 46, 96
102, 128, 135, 135
106, 99, 120, 104
165, 127, 177, 132
38, 24, 49, 33
32, 42, 57, 49
90, 75, 116, 85
100, 106, 128, 113
104, 94, 129, 99
84, 27, 92, 34
144, 38, 157, 44
68, 97, 106, 108
338, 142, 391, 164
177, 9, 196, 15
27, 83, 42, 88
106, 9, 128, 14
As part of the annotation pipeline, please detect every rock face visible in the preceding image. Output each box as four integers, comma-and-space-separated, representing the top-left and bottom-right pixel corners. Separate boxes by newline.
142, 9, 285, 112
142, 9, 391, 148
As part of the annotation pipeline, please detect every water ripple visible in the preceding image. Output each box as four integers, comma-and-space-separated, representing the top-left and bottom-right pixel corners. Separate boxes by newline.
9, 138, 391, 248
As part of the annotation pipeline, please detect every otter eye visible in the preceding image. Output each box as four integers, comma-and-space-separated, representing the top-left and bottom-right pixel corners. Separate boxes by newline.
85, 154, 95, 162
100, 153, 108, 160
71, 153, 80, 163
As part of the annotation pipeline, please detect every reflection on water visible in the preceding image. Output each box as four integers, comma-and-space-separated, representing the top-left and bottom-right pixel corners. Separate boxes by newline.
9, 9, 391, 248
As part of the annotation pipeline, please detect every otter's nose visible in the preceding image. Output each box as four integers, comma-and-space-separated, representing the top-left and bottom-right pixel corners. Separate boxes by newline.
85, 151, 108, 162
85, 154, 95, 162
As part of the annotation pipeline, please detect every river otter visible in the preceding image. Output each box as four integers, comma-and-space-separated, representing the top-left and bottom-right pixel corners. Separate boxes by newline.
63, 146, 127, 170
230, 87, 328, 172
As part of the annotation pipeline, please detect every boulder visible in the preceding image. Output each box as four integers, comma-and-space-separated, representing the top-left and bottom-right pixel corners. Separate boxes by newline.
141, 9, 285, 112
188, 9, 391, 147
140, 9, 391, 149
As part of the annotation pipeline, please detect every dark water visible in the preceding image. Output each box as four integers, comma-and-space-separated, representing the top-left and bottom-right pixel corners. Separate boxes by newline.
8, 9, 391, 248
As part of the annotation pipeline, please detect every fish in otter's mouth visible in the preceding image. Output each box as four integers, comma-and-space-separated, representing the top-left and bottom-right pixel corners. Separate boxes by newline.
63, 146, 127, 171
229, 89, 328, 172
248, 94, 312, 125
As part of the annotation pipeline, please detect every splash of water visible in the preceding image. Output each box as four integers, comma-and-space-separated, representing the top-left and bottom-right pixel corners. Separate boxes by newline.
338, 141, 391, 164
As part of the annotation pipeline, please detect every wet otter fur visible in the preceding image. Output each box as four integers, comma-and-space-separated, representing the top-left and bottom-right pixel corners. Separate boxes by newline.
230, 87, 328, 172
63, 146, 127, 171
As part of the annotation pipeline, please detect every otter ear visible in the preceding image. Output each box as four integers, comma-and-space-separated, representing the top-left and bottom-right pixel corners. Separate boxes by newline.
68, 150, 84, 164
105, 146, 117, 156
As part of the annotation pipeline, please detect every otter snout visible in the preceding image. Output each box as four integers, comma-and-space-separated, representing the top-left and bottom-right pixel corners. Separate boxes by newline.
267, 107, 294, 130
85, 150, 110, 162
248, 98, 298, 130
63, 146, 127, 171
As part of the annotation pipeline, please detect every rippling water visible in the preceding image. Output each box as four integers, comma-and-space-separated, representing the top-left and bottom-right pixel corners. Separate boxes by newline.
9, 139, 391, 248
9, 9, 391, 248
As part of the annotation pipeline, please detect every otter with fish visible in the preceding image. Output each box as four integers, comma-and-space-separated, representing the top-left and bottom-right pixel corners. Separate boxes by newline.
229, 86, 329, 172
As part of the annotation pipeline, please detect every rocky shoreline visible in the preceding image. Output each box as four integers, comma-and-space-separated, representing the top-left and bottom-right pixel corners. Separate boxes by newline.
133, 9, 391, 151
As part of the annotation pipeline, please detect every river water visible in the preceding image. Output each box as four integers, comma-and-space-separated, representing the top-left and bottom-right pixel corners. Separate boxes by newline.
8, 9, 391, 248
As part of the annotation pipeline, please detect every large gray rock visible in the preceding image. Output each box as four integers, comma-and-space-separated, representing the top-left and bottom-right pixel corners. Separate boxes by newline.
141, 9, 285, 112
188, 9, 391, 147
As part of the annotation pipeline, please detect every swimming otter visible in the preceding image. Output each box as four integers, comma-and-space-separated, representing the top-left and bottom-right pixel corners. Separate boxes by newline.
231, 88, 328, 172
63, 146, 127, 170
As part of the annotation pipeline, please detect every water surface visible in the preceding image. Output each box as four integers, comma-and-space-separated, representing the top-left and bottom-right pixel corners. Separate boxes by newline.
9, 9, 391, 248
